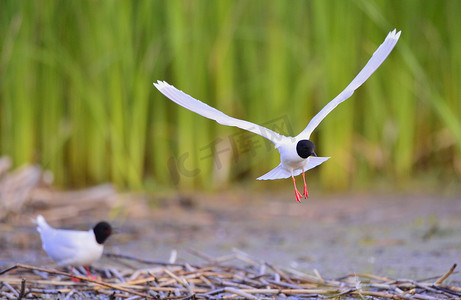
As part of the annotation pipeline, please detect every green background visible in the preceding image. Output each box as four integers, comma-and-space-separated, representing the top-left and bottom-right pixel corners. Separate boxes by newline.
1, 0, 460, 193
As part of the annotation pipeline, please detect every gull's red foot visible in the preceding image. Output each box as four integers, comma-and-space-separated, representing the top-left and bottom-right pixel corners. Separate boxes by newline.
302, 172, 309, 198
295, 188, 302, 202
87, 274, 98, 280
70, 266, 81, 282
85, 266, 99, 280
292, 176, 302, 202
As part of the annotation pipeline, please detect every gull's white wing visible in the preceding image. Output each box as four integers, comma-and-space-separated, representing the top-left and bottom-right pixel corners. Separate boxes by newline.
37, 216, 82, 265
296, 29, 401, 140
154, 81, 286, 145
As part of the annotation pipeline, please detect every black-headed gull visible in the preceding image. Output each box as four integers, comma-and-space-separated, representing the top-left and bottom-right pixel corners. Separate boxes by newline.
36, 215, 112, 280
154, 29, 401, 202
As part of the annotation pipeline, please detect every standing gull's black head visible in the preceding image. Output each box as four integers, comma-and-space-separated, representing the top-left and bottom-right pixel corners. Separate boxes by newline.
93, 221, 112, 244
296, 140, 317, 159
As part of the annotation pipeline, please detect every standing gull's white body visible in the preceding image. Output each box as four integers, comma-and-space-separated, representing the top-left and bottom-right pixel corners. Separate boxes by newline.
36, 215, 112, 279
36, 215, 103, 266
154, 29, 401, 201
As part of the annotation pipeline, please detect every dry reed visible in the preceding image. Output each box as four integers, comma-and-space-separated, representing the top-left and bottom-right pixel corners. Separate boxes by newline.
1, 250, 459, 299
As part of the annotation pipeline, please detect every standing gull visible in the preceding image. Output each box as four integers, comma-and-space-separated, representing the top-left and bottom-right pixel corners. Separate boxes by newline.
36, 215, 112, 281
154, 29, 401, 202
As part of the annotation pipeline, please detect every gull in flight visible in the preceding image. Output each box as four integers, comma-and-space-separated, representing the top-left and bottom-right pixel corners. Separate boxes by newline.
154, 29, 401, 202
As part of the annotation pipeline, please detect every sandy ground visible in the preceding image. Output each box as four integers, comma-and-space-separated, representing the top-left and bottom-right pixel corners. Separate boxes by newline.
1, 190, 461, 284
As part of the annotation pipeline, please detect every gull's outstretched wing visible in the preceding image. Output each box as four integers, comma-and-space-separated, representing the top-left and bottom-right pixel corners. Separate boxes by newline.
154, 81, 286, 144
296, 29, 401, 140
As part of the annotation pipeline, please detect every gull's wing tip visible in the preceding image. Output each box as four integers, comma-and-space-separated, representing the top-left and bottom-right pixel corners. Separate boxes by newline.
388, 29, 401, 40
153, 80, 170, 90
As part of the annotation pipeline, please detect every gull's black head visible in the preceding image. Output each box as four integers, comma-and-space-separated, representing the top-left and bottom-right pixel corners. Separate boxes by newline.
93, 221, 112, 244
296, 140, 317, 159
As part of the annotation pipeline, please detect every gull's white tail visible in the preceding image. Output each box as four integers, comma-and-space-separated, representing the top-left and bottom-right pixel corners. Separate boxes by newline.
257, 157, 331, 180
257, 164, 291, 180
36, 215, 52, 233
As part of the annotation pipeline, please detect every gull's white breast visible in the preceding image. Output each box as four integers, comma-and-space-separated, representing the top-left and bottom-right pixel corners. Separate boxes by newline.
276, 138, 309, 172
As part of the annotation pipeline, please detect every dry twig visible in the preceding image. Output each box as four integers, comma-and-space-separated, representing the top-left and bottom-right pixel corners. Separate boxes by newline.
1, 254, 459, 299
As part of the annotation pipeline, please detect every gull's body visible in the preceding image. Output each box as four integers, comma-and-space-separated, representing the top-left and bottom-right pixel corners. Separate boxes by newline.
154, 29, 401, 201
263, 137, 330, 180
36, 215, 112, 279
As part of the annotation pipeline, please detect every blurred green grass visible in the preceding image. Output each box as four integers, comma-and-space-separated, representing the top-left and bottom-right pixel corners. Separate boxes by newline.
0, 0, 460, 191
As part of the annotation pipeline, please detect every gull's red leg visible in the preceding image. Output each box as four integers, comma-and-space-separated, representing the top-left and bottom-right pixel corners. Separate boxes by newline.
292, 175, 302, 202
302, 172, 309, 198
70, 266, 81, 282
84, 266, 98, 280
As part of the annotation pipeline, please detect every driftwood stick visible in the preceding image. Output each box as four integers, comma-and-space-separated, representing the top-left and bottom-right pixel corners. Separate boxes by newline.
163, 268, 194, 296
223, 287, 259, 299
17, 279, 26, 300
265, 262, 295, 285
2, 282, 19, 298
431, 285, 461, 297
0, 264, 154, 299
0, 265, 19, 276
434, 264, 457, 285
